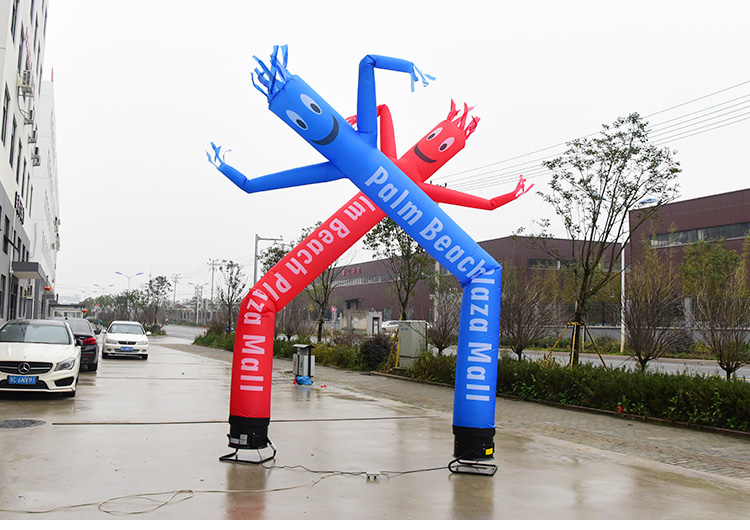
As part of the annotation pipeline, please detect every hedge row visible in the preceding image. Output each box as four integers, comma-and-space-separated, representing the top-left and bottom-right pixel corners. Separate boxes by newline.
497, 357, 750, 432
408, 353, 750, 432
274, 335, 394, 372
193, 332, 395, 372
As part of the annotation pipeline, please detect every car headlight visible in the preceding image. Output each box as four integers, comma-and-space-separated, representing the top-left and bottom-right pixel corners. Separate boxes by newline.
105, 338, 118, 345
55, 357, 77, 372
137, 340, 148, 346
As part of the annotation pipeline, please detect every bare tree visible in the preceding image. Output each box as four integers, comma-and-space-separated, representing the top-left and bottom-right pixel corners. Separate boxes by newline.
624, 240, 685, 371
295, 222, 346, 343
114, 290, 143, 321
142, 276, 172, 327
276, 292, 313, 341
427, 267, 461, 354
683, 239, 750, 380
521, 113, 681, 364
364, 218, 433, 321
217, 260, 247, 333
500, 264, 556, 360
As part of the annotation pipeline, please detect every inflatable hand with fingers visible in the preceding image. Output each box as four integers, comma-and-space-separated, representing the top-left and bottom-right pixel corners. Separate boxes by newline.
208, 46, 531, 470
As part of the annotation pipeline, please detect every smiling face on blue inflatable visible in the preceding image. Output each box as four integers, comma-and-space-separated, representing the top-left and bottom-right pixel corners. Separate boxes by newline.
269, 76, 358, 156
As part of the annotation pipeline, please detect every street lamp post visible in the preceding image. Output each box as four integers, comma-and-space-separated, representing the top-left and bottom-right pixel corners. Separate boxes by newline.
254, 234, 283, 285
93, 284, 113, 322
188, 282, 209, 325
115, 271, 144, 290
115, 271, 143, 320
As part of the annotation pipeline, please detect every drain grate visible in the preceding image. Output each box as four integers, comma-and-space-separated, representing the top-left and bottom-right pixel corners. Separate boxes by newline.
0, 419, 46, 429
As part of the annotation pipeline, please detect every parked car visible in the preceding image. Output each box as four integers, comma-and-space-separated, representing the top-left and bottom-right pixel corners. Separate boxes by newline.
50, 317, 100, 372
382, 321, 400, 334
102, 321, 150, 360
0, 319, 81, 397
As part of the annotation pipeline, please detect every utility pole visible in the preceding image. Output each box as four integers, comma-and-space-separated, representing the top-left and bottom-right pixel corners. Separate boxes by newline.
254, 234, 283, 285
207, 259, 221, 302
171, 274, 181, 303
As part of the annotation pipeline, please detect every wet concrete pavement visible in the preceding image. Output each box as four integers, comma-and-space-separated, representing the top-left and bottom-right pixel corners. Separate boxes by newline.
1, 335, 749, 519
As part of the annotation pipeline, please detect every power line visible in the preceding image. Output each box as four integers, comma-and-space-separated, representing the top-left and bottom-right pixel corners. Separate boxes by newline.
442, 83, 750, 193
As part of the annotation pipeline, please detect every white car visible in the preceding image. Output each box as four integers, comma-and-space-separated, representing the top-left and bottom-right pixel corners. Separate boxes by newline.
102, 321, 150, 360
381, 320, 400, 334
0, 319, 81, 397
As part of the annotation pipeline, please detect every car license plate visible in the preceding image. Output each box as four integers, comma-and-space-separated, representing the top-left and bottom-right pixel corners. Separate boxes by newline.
9, 375, 38, 385
120, 347, 133, 352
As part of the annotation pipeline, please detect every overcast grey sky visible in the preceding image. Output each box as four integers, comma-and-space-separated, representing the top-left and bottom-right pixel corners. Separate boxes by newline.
44, 0, 750, 301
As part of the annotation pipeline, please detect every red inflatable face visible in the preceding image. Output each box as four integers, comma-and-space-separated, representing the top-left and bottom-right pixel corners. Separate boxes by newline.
413, 119, 467, 166
399, 119, 467, 181
398, 101, 479, 182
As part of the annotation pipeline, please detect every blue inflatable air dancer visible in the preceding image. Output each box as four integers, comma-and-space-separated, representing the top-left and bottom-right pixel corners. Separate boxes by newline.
211, 46, 504, 472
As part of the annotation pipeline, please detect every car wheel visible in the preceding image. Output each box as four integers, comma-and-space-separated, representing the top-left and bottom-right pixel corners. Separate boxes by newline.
64, 389, 76, 398
141, 354, 148, 360
89, 361, 98, 372
103, 352, 109, 359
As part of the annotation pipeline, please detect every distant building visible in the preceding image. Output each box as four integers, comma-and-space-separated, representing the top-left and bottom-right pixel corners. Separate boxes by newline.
0, 0, 59, 322
629, 188, 750, 264
331, 188, 750, 329
49, 302, 84, 319
330, 236, 583, 323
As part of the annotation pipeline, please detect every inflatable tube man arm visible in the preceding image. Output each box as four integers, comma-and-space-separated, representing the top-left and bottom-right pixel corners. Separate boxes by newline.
207, 142, 345, 193
419, 176, 534, 210
356, 54, 434, 148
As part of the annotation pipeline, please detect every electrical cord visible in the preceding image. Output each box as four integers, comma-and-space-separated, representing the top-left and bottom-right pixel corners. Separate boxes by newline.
0, 458, 451, 516
0, 477, 325, 516
260, 459, 449, 478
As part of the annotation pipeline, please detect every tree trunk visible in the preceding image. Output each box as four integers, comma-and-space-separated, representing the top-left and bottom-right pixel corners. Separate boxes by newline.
316, 311, 324, 343
571, 307, 584, 366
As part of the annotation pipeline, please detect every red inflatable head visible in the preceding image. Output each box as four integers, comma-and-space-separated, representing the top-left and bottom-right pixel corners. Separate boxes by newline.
398, 100, 480, 182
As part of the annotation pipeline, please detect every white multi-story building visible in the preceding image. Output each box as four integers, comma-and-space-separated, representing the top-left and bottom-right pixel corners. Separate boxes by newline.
0, 0, 58, 322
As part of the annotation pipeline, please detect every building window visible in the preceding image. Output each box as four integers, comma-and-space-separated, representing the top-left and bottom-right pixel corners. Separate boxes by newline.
17, 27, 24, 72
9, 119, 16, 166
16, 143, 22, 183
650, 222, 750, 248
3, 217, 9, 254
1, 88, 9, 145
0, 275, 5, 319
11, 1, 19, 40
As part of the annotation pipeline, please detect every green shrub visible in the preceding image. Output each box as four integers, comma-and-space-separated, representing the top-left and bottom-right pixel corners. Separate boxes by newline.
313, 343, 366, 371
273, 339, 296, 358
407, 351, 456, 383
193, 330, 234, 351
496, 357, 750, 432
360, 335, 393, 370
